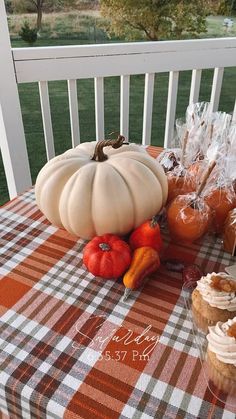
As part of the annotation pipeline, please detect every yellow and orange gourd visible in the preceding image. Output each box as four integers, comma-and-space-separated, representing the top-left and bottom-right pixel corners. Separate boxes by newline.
123, 247, 160, 290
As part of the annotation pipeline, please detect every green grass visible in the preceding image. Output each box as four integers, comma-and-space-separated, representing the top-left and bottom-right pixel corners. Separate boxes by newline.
206, 15, 236, 37
1, 14, 236, 205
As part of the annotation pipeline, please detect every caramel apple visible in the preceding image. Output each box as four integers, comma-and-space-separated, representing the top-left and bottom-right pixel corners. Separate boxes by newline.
223, 208, 236, 255
204, 186, 236, 234
167, 194, 212, 243
167, 170, 195, 203
167, 160, 216, 243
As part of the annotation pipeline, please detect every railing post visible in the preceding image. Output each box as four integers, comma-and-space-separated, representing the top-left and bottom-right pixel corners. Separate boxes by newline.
210, 67, 224, 112
120, 75, 130, 139
233, 100, 236, 123
0, 0, 31, 199
142, 73, 155, 146
164, 71, 179, 148
189, 69, 202, 104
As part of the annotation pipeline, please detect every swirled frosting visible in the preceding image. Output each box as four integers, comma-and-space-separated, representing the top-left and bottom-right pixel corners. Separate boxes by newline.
207, 318, 236, 366
196, 272, 236, 311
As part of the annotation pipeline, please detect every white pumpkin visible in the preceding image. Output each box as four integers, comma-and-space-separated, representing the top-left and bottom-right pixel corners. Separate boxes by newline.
35, 137, 168, 239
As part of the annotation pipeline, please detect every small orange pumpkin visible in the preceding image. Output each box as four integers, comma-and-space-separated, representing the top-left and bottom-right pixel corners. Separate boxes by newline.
129, 216, 162, 252
83, 234, 131, 279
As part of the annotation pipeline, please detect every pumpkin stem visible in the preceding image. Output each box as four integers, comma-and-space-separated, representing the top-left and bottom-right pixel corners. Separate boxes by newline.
150, 216, 158, 228
91, 135, 128, 162
99, 243, 111, 251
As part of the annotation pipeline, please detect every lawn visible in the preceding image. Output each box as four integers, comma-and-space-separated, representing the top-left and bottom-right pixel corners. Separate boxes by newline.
0, 14, 236, 205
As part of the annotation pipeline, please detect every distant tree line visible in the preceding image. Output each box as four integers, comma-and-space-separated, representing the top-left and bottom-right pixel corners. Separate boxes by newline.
5, 1, 99, 30
207, 0, 236, 13
4, 0, 236, 44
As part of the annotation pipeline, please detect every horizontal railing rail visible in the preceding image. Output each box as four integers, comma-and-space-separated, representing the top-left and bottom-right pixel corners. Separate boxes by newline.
12, 38, 236, 158
13, 38, 236, 83
0, 0, 236, 200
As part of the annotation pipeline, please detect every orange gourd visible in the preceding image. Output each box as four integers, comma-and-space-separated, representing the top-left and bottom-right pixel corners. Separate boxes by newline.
123, 246, 160, 290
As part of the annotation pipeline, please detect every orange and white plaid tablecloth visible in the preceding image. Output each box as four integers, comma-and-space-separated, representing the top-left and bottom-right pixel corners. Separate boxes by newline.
0, 146, 236, 419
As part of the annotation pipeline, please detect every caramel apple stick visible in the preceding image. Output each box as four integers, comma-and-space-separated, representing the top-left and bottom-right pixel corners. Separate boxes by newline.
196, 160, 216, 197
180, 129, 189, 166
207, 123, 214, 147
210, 123, 214, 140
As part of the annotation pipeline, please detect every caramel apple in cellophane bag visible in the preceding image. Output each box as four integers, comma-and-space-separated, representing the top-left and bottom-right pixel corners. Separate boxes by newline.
165, 112, 195, 202
203, 116, 236, 233
167, 138, 223, 243
167, 193, 212, 243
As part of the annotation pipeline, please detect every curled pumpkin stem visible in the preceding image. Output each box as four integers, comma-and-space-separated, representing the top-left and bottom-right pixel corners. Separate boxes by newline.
91, 135, 128, 162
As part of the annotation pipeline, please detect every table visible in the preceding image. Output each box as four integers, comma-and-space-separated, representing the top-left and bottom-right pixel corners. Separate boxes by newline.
0, 146, 235, 419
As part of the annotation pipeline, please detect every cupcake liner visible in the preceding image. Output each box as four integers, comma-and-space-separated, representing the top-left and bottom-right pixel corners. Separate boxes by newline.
207, 351, 236, 395
192, 303, 215, 333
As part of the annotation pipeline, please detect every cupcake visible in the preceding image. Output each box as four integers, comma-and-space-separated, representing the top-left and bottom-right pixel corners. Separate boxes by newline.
206, 317, 236, 395
192, 272, 236, 332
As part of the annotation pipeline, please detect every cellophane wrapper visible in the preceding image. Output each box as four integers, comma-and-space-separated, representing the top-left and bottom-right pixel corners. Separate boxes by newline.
223, 203, 236, 256
157, 148, 181, 173
164, 104, 212, 202
166, 165, 196, 203
184, 102, 212, 167
167, 193, 212, 242
201, 118, 236, 233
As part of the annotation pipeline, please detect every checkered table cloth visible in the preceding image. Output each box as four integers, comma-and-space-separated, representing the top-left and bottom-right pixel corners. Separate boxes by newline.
0, 146, 236, 419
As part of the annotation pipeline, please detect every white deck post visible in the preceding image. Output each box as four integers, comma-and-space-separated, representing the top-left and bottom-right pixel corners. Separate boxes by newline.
94, 77, 105, 141
210, 67, 224, 112
142, 73, 155, 145
120, 75, 130, 139
68, 79, 80, 147
164, 71, 179, 148
0, 0, 31, 199
38, 81, 55, 160
189, 69, 202, 104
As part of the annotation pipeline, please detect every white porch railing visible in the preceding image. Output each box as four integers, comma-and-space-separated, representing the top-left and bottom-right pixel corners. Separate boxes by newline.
0, 0, 236, 200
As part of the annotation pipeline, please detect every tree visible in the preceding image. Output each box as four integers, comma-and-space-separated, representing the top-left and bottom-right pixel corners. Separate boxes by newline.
12, 0, 75, 31
205, 0, 236, 13
34, 0, 44, 31
219, 0, 236, 13
4, 0, 14, 14
100, 0, 212, 41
